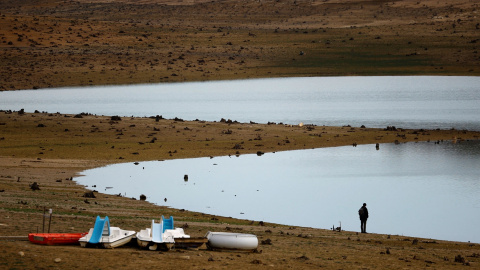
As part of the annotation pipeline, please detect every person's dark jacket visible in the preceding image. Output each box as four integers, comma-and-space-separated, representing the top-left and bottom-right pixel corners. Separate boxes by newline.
359, 206, 369, 220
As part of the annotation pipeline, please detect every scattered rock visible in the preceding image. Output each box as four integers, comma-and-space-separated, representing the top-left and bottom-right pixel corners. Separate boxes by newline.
83, 191, 96, 198
29, 182, 40, 191
140, 194, 146, 201
261, 238, 272, 245
54, 258, 61, 263
233, 144, 243, 149
295, 255, 309, 261
18, 251, 24, 257
454, 254, 465, 263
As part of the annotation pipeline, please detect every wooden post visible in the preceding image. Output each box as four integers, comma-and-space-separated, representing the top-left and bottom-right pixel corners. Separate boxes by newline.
42, 207, 46, 233
48, 209, 52, 233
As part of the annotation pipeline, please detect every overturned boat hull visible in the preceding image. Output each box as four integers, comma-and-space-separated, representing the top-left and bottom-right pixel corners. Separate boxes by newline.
28, 233, 87, 245
206, 231, 258, 251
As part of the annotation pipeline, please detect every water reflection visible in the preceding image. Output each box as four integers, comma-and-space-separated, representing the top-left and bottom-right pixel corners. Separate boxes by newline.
79, 140, 480, 243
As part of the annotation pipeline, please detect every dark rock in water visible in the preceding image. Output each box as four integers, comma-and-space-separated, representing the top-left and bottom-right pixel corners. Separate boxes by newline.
29, 182, 40, 191
184, 174, 188, 181
256, 151, 264, 156
83, 191, 96, 198
140, 194, 146, 201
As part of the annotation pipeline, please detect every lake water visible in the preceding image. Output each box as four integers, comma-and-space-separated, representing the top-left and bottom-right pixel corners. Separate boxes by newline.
1, 76, 480, 130
78, 140, 480, 244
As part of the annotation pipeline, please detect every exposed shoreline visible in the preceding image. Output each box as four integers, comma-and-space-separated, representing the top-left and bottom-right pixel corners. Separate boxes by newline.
1, 111, 480, 268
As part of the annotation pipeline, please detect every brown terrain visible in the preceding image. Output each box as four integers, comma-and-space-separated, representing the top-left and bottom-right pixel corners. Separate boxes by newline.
0, 0, 479, 90
1, 0, 480, 269
1, 112, 479, 269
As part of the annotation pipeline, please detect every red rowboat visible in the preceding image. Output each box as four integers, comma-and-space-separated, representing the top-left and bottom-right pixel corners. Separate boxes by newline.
28, 233, 88, 245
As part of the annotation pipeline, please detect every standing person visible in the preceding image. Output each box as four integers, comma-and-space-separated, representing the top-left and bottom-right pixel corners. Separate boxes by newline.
358, 203, 369, 233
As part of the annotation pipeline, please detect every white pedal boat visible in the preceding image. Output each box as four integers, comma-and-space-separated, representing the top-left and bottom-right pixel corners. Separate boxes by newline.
79, 216, 135, 248
206, 231, 258, 251
136, 216, 190, 251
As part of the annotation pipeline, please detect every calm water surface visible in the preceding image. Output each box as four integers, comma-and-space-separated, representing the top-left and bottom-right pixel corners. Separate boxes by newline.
78, 140, 480, 243
1, 76, 479, 130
